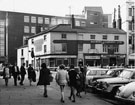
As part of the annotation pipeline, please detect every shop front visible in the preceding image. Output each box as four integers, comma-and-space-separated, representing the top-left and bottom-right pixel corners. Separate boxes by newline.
84, 55, 101, 66
101, 55, 125, 66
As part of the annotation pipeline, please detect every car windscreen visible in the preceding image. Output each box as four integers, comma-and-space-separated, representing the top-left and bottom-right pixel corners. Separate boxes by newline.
118, 70, 133, 79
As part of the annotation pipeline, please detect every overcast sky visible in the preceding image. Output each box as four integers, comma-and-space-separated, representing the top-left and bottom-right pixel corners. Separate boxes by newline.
0, 0, 132, 30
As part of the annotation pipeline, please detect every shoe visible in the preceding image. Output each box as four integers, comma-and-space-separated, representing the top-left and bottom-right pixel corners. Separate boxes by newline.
43, 93, 48, 97
72, 100, 75, 102
61, 98, 64, 103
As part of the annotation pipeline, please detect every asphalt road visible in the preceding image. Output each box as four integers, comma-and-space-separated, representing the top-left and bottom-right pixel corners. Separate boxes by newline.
0, 71, 120, 105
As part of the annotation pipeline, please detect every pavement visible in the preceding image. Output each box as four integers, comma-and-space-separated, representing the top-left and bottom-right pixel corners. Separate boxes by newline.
0, 71, 113, 105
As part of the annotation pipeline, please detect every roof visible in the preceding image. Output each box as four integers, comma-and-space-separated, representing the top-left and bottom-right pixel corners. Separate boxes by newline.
84, 6, 103, 14
28, 24, 126, 39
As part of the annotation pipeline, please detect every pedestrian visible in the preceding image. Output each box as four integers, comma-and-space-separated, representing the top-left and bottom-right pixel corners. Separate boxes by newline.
27, 64, 36, 86
3, 63, 10, 86
55, 64, 69, 103
12, 63, 20, 86
75, 67, 83, 98
19, 63, 26, 85
37, 63, 51, 97
68, 65, 77, 102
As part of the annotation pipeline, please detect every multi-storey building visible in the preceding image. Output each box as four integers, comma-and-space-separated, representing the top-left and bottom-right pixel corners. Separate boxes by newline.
126, 0, 135, 65
0, 6, 112, 64
17, 24, 126, 69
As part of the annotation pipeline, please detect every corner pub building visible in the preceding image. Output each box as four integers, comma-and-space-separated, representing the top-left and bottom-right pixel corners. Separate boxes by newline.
17, 24, 126, 68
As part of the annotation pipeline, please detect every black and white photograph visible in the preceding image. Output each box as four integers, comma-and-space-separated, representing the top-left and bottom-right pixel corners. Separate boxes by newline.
0, 0, 135, 105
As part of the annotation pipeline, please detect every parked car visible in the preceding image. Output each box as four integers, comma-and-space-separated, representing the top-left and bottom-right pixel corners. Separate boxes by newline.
115, 82, 135, 104
85, 67, 109, 87
89, 68, 125, 88
95, 68, 135, 96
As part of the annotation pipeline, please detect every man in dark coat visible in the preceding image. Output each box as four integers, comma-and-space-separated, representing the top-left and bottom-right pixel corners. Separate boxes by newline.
12, 63, 20, 86
19, 63, 26, 85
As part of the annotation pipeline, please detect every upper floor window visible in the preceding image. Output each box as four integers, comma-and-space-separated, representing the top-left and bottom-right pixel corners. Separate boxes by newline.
44, 35, 47, 40
114, 36, 119, 40
31, 26, 36, 33
128, 8, 132, 16
90, 35, 95, 39
62, 43, 67, 52
51, 18, 56, 25
31, 39, 34, 44
38, 17, 43, 24
24, 26, 29, 33
91, 44, 95, 49
102, 35, 107, 40
61, 33, 66, 39
44, 18, 50, 24
81, 21, 86, 27
57, 19, 63, 24
31, 16, 36, 23
44, 45, 47, 53
75, 20, 80, 26
63, 19, 68, 24
103, 44, 108, 52
78, 43, 83, 51
21, 49, 23, 56
0, 20, 5, 26
24, 16, 29, 23
128, 22, 132, 30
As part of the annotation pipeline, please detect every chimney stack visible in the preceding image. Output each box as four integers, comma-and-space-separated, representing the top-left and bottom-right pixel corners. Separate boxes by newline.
71, 14, 75, 29
117, 5, 122, 29
113, 8, 116, 28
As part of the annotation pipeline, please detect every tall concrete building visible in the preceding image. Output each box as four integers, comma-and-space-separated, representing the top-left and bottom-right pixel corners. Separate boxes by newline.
126, 0, 135, 65
0, 6, 112, 64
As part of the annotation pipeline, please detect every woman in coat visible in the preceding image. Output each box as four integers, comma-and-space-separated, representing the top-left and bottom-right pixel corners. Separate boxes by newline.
55, 64, 69, 103
37, 63, 51, 97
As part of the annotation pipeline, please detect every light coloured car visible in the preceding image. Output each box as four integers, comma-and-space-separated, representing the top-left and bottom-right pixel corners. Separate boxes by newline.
95, 69, 135, 96
115, 81, 135, 104
85, 67, 109, 87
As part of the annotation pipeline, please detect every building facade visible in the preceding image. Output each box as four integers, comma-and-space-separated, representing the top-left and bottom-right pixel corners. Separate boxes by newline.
126, 0, 135, 65
0, 6, 112, 64
17, 24, 126, 69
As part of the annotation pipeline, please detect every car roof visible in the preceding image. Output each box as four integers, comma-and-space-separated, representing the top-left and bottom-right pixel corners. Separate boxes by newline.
87, 67, 108, 71
108, 68, 125, 71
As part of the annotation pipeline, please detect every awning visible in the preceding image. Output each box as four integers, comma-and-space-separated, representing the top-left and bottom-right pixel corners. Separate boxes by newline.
39, 55, 77, 59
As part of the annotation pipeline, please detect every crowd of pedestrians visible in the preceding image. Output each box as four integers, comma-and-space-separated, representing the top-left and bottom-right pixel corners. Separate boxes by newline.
1, 62, 87, 103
